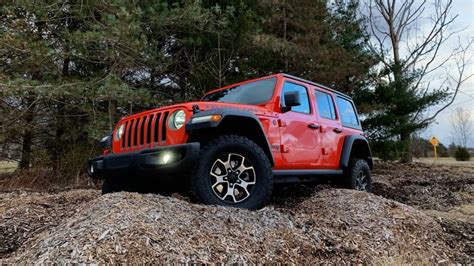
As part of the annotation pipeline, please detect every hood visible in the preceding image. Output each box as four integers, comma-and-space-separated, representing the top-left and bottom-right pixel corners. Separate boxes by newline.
119, 101, 276, 122
186, 101, 274, 115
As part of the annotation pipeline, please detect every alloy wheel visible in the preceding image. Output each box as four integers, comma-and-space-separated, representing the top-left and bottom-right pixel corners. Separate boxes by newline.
209, 153, 256, 203
355, 170, 368, 191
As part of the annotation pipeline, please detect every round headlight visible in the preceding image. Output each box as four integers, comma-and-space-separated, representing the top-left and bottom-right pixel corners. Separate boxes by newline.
115, 124, 124, 141
169, 110, 186, 130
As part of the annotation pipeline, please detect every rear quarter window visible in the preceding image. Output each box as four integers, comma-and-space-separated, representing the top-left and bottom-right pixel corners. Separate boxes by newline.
336, 97, 360, 128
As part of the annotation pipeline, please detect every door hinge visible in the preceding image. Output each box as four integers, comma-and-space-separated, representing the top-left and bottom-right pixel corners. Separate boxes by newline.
278, 119, 286, 127
322, 147, 329, 155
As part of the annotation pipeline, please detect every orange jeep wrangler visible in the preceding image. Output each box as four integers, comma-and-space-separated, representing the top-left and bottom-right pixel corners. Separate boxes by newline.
88, 74, 373, 209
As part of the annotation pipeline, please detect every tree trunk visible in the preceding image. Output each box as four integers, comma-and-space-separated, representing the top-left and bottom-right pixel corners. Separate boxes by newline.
109, 99, 117, 131
19, 95, 35, 169
52, 57, 70, 172
400, 132, 413, 163
52, 103, 65, 172
150, 67, 155, 89
282, 1, 288, 72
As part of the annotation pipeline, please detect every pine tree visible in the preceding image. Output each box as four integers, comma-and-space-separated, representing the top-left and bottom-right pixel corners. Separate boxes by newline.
250, 0, 376, 94
360, 0, 472, 162
1, 0, 375, 181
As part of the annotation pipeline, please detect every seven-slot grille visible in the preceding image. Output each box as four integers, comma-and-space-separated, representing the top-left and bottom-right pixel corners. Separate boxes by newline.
120, 111, 169, 151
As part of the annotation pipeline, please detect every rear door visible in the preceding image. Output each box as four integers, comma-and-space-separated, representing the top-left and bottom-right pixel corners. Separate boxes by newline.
313, 89, 344, 169
278, 80, 321, 168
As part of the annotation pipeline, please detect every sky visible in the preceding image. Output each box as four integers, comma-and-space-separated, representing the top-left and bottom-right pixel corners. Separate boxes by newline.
420, 0, 474, 147
362, 0, 474, 147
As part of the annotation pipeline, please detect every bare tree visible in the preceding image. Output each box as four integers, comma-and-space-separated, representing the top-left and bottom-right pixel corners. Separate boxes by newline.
450, 107, 473, 148
365, 0, 473, 162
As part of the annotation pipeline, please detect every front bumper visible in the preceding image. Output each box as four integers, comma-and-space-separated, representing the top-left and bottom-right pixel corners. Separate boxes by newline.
87, 142, 200, 179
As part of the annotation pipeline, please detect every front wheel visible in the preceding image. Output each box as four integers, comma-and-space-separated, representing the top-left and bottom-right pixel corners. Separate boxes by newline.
191, 135, 273, 209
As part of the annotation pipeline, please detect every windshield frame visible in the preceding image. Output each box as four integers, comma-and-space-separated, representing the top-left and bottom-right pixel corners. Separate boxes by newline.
201, 76, 278, 105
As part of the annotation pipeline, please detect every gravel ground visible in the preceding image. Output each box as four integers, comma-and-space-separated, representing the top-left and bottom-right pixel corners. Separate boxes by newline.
0, 162, 472, 263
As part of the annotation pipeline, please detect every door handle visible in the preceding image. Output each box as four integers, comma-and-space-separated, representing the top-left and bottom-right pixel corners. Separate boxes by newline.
333, 128, 343, 133
308, 123, 320, 130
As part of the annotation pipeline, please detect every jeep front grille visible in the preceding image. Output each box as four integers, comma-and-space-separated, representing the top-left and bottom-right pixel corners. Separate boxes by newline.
120, 111, 169, 150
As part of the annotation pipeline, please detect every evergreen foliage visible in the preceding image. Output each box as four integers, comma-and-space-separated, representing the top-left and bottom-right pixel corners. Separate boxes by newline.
454, 147, 470, 161
1, 1, 375, 179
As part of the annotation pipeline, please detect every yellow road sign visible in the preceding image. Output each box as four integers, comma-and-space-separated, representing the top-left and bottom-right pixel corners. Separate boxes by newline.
429, 136, 439, 147
429, 136, 439, 160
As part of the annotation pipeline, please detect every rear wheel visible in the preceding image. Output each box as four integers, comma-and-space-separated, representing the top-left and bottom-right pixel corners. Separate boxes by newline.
191, 135, 273, 209
345, 158, 372, 192
101, 179, 122, 195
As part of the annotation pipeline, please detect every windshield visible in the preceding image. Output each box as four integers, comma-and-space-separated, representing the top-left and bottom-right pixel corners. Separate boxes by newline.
202, 77, 276, 105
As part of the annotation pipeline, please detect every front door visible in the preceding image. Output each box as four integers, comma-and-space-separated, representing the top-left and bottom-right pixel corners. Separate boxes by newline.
279, 81, 321, 168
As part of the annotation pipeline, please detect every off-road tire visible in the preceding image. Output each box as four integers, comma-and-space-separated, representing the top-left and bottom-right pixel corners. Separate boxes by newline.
191, 135, 273, 209
101, 179, 122, 195
345, 158, 372, 192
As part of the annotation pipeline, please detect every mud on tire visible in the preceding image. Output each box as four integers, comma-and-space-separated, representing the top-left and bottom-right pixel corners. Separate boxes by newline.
191, 135, 273, 210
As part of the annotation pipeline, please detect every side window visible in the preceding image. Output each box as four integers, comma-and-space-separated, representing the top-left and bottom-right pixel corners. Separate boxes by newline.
336, 97, 359, 127
315, 90, 336, 120
281, 82, 310, 114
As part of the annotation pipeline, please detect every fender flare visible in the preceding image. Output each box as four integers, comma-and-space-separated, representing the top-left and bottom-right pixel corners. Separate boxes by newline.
340, 135, 373, 170
185, 108, 275, 166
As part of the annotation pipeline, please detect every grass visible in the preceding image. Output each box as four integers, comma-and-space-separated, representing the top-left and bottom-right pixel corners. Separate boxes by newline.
0, 161, 18, 174
414, 157, 474, 168
426, 203, 474, 224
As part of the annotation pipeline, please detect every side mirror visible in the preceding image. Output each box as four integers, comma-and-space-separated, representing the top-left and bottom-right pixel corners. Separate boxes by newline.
98, 134, 112, 148
282, 91, 301, 112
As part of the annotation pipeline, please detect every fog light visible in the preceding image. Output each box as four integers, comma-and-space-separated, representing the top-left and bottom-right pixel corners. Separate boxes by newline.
162, 153, 171, 164
90, 164, 94, 174
147, 151, 179, 166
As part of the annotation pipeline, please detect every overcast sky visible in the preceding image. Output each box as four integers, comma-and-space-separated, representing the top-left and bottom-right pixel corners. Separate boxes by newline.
361, 0, 474, 147
420, 0, 474, 147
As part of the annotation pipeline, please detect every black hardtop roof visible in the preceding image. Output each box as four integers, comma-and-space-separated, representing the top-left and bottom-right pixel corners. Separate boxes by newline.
282, 73, 352, 100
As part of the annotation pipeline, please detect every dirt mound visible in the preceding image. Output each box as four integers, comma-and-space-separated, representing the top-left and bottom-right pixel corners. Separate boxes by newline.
372, 162, 474, 211
0, 189, 99, 256
371, 162, 474, 263
2, 189, 454, 264
290, 190, 453, 263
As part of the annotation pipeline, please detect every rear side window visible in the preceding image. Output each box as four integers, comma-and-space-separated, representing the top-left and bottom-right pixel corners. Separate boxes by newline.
281, 82, 310, 114
336, 97, 359, 127
315, 90, 336, 119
